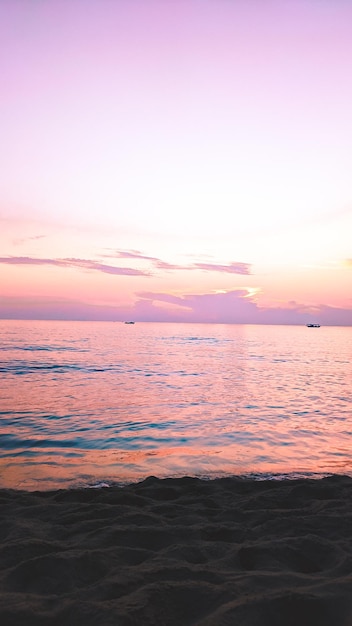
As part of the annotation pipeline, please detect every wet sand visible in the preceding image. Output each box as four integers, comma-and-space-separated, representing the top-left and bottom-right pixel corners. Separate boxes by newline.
0, 475, 351, 625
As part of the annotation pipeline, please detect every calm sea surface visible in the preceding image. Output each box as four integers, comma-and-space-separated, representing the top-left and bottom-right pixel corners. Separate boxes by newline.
0, 320, 351, 489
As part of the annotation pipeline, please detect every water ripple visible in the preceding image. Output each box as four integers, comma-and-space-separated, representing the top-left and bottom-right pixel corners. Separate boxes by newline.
0, 321, 351, 489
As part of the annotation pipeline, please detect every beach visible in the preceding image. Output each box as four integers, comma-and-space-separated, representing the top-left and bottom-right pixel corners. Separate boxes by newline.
1, 475, 351, 625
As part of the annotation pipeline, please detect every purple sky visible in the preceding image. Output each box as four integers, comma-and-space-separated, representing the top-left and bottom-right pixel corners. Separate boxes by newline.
0, 0, 351, 324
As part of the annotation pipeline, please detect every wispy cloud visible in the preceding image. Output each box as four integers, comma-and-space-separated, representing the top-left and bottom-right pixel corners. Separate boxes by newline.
0, 252, 251, 278
64, 258, 149, 276
0, 256, 54, 266
105, 249, 180, 270
109, 250, 251, 275
0, 256, 149, 276
113, 250, 157, 261
12, 235, 46, 246
193, 262, 250, 274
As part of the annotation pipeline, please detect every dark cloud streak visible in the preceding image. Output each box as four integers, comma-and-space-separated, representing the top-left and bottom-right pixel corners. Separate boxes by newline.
0, 256, 149, 276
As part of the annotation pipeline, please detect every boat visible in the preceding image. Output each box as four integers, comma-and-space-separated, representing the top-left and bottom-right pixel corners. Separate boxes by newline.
306, 323, 320, 328
124, 321, 135, 324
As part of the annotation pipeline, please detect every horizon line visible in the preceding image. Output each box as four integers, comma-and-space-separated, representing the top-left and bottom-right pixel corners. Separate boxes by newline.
1, 318, 348, 327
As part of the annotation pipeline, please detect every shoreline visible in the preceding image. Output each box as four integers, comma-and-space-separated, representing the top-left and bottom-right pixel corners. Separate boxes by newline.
1, 475, 351, 625
1, 468, 348, 493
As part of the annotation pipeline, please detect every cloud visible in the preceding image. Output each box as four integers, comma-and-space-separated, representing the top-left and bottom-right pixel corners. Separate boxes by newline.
1, 252, 251, 282
0, 295, 132, 321
113, 250, 157, 261
111, 250, 176, 268
109, 250, 251, 274
12, 235, 46, 246
0, 256, 149, 276
344, 258, 352, 267
0, 256, 58, 266
63, 258, 149, 276
105, 249, 183, 270
1, 290, 351, 324
134, 290, 352, 325
193, 262, 250, 275
136, 290, 260, 323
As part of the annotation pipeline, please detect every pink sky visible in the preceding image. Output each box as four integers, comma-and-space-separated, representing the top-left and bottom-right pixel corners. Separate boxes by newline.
0, 0, 351, 324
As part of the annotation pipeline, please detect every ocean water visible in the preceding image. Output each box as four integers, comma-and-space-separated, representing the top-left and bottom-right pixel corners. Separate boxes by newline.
0, 320, 351, 490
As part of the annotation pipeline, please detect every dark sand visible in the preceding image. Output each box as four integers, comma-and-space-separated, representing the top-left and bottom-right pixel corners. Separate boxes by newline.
0, 475, 351, 626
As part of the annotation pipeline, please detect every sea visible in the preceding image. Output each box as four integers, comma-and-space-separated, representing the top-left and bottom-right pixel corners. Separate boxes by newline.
0, 320, 351, 490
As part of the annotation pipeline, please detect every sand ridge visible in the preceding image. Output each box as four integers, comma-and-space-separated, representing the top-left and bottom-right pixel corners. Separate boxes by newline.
0, 475, 351, 625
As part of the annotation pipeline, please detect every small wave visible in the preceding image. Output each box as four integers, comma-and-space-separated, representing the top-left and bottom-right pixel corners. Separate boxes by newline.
0, 434, 81, 450
162, 336, 232, 345
0, 362, 112, 375
0, 345, 88, 352
0, 449, 83, 458
0, 431, 192, 452
0, 363, 83, 375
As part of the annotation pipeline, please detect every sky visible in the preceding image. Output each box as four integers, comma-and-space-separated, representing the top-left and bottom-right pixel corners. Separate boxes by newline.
1, 0, 351, 324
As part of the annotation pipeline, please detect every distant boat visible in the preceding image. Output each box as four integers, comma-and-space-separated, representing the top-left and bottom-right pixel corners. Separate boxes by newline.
124, 321, 135, 324
306, 323, 320, 328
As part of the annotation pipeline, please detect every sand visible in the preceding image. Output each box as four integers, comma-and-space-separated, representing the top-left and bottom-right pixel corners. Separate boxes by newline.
0, 475, 351, 626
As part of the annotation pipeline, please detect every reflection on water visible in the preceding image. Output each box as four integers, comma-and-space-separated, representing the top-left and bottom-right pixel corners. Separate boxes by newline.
0, 320, 351, 489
